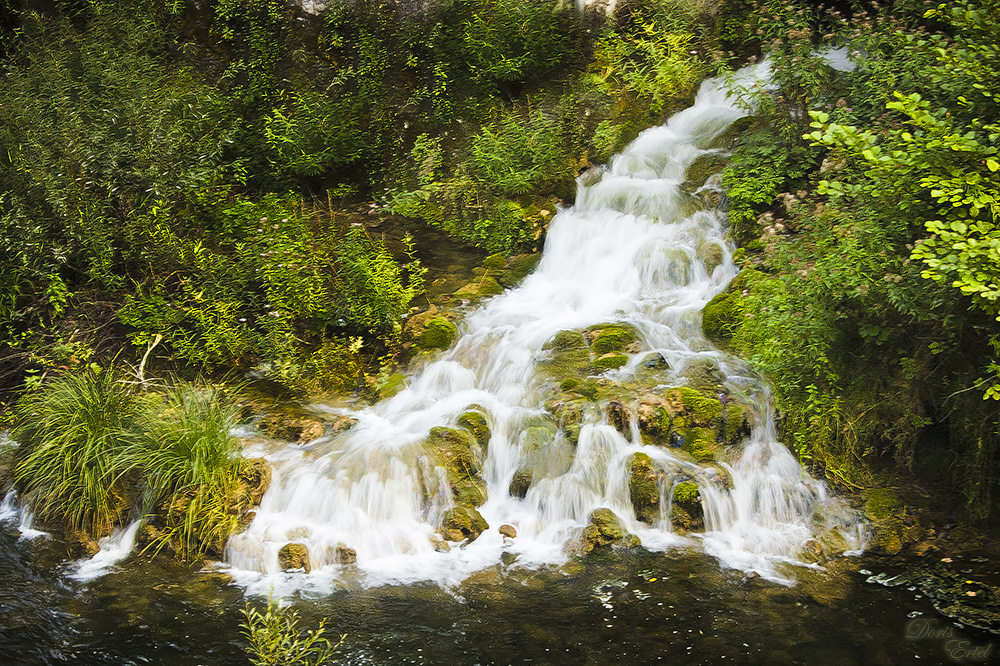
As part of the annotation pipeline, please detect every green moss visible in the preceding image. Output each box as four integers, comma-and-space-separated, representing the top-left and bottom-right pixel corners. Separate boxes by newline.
682, 426, 716, 461
590, 325, 639, 355
442, 506, 489, 542
594, 353, 629, 371
483, 253, 507, 270
681, 361, 726, 392
454, 276, 504, 298
378, 373, 408, 400
425, 426, 486, 507
502, 253, 542, 286
629, 453, 660, 524
545, 330, 587, 351
560, 378, 580, 391
539, 347, 591, 379
702, 292, 737, 341
864, 488, 900, 521
721, 402, 751, 444
673, 480, 699, 506
457, 409, 491, 449
420, 317, 458, 350
675, 387, 722, 423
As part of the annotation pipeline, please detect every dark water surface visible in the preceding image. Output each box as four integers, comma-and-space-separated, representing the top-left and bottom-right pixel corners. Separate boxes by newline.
2, 522, 996, 666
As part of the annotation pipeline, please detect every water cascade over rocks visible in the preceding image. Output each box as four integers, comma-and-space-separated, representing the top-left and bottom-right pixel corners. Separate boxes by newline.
225, 64, 865, 593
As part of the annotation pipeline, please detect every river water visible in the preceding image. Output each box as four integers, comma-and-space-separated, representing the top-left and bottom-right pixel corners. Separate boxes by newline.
1, 66, 996, 664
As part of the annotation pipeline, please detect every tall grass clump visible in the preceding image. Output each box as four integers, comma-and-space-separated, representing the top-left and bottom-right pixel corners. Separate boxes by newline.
12, 370, 144, 535
136, 382, 248, 558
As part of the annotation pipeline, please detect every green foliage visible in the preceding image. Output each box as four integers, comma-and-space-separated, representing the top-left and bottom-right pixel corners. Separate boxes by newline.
12, 369, 143, 535
133, 383, 246, 558
242, 594, 344, 666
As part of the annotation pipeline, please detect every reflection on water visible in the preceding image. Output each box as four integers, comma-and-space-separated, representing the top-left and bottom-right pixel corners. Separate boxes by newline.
1, 521, 993, 665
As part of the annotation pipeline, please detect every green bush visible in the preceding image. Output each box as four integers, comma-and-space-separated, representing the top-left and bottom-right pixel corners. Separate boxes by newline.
12, 370, 144, 535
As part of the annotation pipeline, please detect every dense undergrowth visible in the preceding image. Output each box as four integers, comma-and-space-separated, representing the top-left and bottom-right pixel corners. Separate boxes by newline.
708, 0, 1000, 524
0, 0, 712, 402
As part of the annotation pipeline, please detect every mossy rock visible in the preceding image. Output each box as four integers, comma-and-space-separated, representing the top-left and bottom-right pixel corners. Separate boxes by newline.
607, 399, 631, 439
509, 469, 533, 498
680, 426, 717, 462
681, 360, 727, 392
862, 487, 929, 555
639, 352, 669, 371
483, 253, 507, 270
457, 408, 491, 449
378, 373, 408, 400
697, 241, 725, 275
233, 457, 272, 512
636, 396, 674, 445
419, 317, 458, 350
441, 506, 489, 542
579, 508, 639, 554
501, 253, 542, 287
586, 324, 640, 355
453, 276, 504, 299
629, 453, 660, 524
594, 353, 629, 371
560, 378, 580, 391
544, 330, 588, 352
719, 402, 753, 445
539, 347, 591, 379
701, 268, 765, 342
259, 414, 325, 443
683, 152, 730, 192
671, 481, 703, 532
425, 426, 486, 507
278, 542, 311, 572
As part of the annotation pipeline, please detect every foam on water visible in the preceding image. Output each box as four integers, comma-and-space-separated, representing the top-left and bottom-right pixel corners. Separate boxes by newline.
224, 63, 865, 594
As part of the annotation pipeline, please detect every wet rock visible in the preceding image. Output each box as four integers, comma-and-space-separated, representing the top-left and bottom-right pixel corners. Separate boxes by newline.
594, 352, 628, 371
579, 508, 639, 554
499, 524, 517, 538
431, 536, 451, 552
802, 539, 824, 564
681, 360, 727, 393
234, 457, 272, 511
457, 408, 491, 449
259, 414, 325, 443
698, 241, 725, 275
640, 352, 669, 370
278, 542, 311, 572
442, 506, 489, 542
335, 544, 357, 564
419, 317, 458, 350
636, 395, 673, 444
453, 276, 504, 299
500, 254, 542, 287
64, 528, 101, 558
378, 373, 408, 400
701, 268, 765, 342
402, 304, 440, 342
719, 402, 753, 445
629, 453, 660, 525
671, 481, 703, 532
425, 426, 486, 507
585, 324, 640, 355
509, 469, 533, 499
682, 152, 730, 191
500, 551, 519, 566
544, 330, 588, 352
607, 399, 631, 439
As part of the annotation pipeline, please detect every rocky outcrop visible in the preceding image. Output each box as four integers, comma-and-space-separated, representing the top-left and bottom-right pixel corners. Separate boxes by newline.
278, 542, 311, 572
671, 481, 703, 532
441, 506, 489, 542
628, 453, 660, 524
579, 508, 640, 554
424, 426, 486, 507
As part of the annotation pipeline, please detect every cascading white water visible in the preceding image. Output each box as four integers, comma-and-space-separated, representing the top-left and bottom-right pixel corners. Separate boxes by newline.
224, 64, 865, 593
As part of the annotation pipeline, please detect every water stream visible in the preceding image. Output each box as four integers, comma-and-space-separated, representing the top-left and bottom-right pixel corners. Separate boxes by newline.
224, 64, 864, 594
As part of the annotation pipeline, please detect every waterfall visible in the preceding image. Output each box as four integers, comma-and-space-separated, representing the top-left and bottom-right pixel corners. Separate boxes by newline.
224, 64, 865, 593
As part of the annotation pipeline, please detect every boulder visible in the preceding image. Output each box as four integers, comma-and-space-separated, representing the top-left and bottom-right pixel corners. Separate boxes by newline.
419, 317, 458, 350
607, 399, 631, 439
671, 481, 703, 532
594, 353, 628, 371
629, 453, 660, 525
441, 506, 489, 542
544, 330, 588, 352
335, 544, 357, 564
579, 508, 640, 554
278, 542, 311, 572
259, 414, 325, 443
425, 426, 486, 507
509, 469, 533, 499
585, 324, 640, 355
499, 524, 517, 538
457, 408, 491, 449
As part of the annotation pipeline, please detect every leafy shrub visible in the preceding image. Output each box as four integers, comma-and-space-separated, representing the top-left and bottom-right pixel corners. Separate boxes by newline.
242, 594, 344, 666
